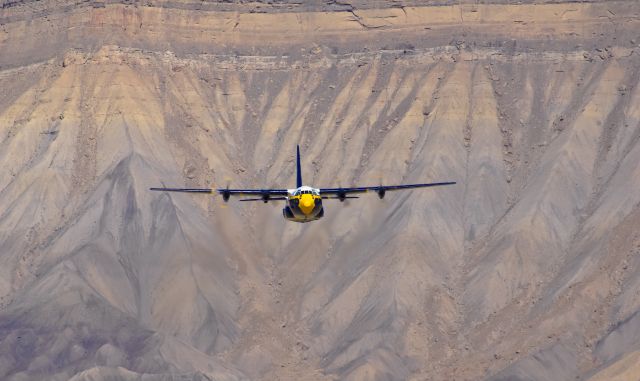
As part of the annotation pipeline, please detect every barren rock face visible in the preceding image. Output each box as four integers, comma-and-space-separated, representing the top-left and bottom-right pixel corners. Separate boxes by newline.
0, 1, 639, 380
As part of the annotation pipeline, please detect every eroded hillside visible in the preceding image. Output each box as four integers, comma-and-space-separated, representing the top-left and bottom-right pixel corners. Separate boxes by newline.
0, 1, 639, 380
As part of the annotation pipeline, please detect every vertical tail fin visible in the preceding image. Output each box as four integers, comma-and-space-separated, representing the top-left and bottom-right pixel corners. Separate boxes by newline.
296, 145, 302, 188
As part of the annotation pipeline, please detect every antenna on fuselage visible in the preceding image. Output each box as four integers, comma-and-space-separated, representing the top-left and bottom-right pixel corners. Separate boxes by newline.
296, 145, 302, 188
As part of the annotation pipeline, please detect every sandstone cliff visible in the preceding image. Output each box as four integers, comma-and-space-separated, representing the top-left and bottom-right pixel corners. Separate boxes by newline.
0, 1, 639, 380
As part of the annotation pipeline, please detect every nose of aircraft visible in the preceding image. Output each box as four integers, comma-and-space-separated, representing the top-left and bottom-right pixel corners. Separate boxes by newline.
299, 194, 315, 215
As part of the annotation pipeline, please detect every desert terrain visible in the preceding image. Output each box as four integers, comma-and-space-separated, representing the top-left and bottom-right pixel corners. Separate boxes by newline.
0, 0, 639, 380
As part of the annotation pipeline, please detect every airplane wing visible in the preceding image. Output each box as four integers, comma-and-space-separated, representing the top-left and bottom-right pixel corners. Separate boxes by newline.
149, 187, 289, 202
319, 181, 456, 199
149, 187, 214, 193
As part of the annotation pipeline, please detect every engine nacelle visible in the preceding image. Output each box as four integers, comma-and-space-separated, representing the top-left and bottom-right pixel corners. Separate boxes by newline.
261, 192, 270, 203
337, 191, 346, 202
222, 190, 230, 202
377, 188, 386, 199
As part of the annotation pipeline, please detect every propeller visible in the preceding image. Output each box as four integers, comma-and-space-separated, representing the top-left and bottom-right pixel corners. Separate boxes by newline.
336, 179, 346, 202
216, 176, 233, 208
373, 171, 386, 199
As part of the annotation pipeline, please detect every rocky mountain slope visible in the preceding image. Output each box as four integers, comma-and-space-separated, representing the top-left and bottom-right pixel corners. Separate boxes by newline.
0, 1, 639, 380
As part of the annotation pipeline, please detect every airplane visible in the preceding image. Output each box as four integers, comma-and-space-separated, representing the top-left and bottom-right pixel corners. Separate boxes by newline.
150, 146, 456, 223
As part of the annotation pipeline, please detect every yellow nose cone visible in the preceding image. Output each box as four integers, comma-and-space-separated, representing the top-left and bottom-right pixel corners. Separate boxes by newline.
299, 194, 315, 215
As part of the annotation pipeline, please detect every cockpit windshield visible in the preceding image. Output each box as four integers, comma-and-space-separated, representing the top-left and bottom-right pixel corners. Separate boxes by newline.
294, 189, 318, 196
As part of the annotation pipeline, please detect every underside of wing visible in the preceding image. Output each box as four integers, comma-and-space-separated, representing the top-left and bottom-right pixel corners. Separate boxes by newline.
149, 187, 290, 203
216, 188, 289, 202
239, 197, 288, 202
150, 187, 213, 193
319, 181, 456, 199
216, 189, 289, 196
